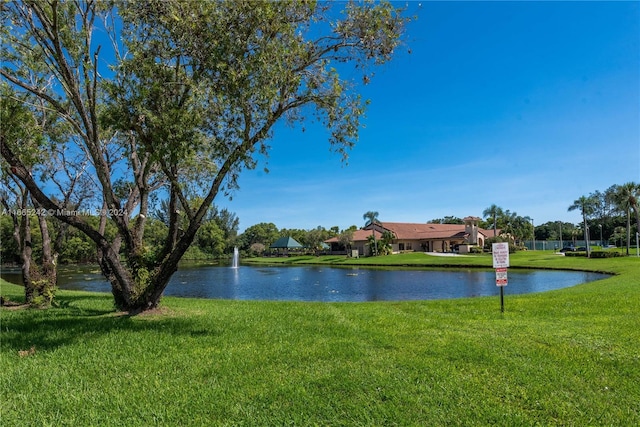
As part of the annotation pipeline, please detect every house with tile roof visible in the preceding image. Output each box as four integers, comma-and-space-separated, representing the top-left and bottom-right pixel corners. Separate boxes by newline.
325, 216, 497, 256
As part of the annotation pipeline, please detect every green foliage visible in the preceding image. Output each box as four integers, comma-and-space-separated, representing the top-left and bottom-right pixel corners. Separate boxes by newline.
482, 204, 504, 233
337, 229, 355, 252
0, 215, 19, 263
28, 278, 56, 308
429, 216, 464, 224
0, 87, 46, 167
363, 211, 380, 255
589, 251, 623, 258
59, 236, 94, 264
248, 243, 266, 257
181, 245, 212, 261
301, 226, 331, 253
210, 206, 240, 249
278, 228, 308, 247
484, 236, 517, 253
195, 221, 225, 257
132, 267, 151, 299
376, 230, 394, 255
142, 217, 169, 258
535, 221, 577, 241
239, 222, 280, 250
564, 252, 587, 257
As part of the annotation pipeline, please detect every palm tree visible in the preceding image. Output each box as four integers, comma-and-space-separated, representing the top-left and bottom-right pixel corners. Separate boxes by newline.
613, 182, 640, 255
363, 211, 379, 256
482, 204, 503, 237
568, 195, 596, 257
571, 228, 580, 247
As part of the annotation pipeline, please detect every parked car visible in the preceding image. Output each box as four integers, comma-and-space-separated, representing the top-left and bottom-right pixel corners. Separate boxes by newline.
576, 247, 587, 252
559, 247, 576, 253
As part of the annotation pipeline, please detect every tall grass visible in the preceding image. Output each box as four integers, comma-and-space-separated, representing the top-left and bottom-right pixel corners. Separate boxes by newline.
1, 252, 639, 426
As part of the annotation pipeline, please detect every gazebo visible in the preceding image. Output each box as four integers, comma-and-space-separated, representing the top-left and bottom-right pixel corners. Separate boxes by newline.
269, 236, 303, 256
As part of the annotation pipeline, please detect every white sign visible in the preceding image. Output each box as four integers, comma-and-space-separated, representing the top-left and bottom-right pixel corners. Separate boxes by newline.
495, 267, 508, 286
492, 242, 510, 268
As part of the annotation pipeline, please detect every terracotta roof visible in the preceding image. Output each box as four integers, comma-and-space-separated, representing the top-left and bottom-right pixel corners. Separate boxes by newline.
380, 222, 467, 240
480, 228, 500, 236
325, 229, 383, 243
326, 220, 497, 244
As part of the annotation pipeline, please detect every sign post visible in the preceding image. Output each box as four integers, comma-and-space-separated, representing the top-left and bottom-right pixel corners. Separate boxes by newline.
492, 242, 510, 313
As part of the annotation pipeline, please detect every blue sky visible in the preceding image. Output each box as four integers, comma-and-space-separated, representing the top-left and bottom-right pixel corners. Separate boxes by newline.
216, 1, 640, 233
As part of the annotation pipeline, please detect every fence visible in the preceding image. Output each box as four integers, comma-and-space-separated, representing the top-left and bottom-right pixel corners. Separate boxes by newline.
523, 240, 634, 251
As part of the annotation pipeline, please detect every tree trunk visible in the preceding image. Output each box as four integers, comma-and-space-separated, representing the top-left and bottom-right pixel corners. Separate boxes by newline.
33, 200, 57, 305
582, 214, 590, 258
18, 191, 35, 303
493, 215, 497, 237
34, 212, 56, 304
626, 210, 631, 256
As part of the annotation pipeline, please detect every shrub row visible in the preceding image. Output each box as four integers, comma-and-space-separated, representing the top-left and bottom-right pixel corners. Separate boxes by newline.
564, 251, 623, 258
590, 251, 624, 258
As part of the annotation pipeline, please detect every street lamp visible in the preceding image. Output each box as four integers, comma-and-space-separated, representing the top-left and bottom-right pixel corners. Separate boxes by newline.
558, 221, 563, 249
598, 224, 603, 248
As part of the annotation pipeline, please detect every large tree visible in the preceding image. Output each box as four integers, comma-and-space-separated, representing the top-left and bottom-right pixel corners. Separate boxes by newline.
1, 0, 409, 312
0, 89, 59, 305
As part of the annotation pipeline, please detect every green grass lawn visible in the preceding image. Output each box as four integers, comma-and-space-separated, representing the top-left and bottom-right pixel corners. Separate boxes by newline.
1, 252, 639, 426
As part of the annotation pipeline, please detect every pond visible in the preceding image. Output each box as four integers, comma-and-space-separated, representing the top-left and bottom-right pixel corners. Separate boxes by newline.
1, 264, 609, 302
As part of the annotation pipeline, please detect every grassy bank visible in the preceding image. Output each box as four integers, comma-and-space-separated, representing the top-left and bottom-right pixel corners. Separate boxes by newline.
244, 250, 626, 272
1, 253, 639, 426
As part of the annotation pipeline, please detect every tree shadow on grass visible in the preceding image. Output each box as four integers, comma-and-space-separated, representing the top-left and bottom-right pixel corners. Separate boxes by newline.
1, 292, 223, 353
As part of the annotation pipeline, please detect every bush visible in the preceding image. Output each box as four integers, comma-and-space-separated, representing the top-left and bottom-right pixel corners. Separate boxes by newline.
249, 243, 266, 257
181, 245, 211, 260
484, 237, 517, 253
590, 251, 623, 258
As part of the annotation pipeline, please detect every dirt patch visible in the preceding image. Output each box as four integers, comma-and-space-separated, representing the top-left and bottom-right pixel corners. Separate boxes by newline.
1, 303, 31, 311
134, 306, 175, 317
0, 297, 29, 310
108, 306, 177, 318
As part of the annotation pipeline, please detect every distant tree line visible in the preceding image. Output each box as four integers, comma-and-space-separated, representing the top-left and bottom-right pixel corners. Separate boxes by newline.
4, 181, 636, 271
479, 182, 640, 254
234, 223, 359, 257
565, 182, 640, 255
1, 204, 240, 265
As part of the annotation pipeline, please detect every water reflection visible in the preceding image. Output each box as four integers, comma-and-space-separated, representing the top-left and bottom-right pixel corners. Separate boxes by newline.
0, 264, 608, 302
